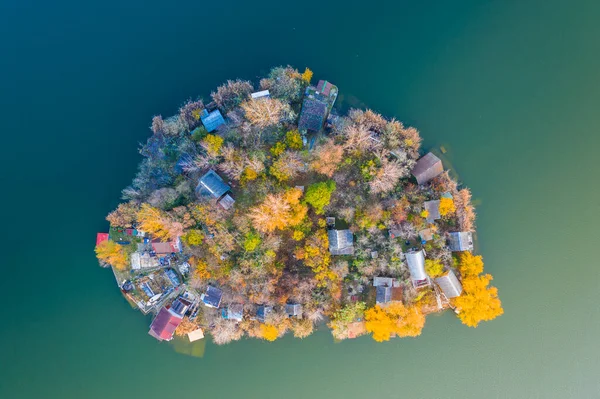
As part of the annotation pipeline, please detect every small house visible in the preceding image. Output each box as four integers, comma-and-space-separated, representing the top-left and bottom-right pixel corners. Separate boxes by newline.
165, 269, 181, 287
251, 90, 270, 100
256, 305, 273, 323
200, 109, 225, 132
434, 269, 463, 298
201, 286, 223, 308
224, 304, 244, 322
298, 96, 328, 132
218, 194, 235, 210
151, 237, 182, 256
405, 250, 429, 288
328, 229, 354, 255
197, 170, 231, 199
170, 296, 192, 316
148, 306, 184, 341
286, 303, 303, 318
447, 232, 474, 252
411, 152, 443, 185
373, 277, 401, 305
424, 200, 441, 223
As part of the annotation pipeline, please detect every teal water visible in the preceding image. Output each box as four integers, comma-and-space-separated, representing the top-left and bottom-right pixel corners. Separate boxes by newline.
1, 0, 599, 398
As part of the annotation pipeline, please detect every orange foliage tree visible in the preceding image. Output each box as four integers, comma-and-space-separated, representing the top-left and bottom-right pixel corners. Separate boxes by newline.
241, 98, 289, 129
458, 252, 484, 276
249, 188, 307, 233
259, 323, 279, 341
137, 203, 183, 241
438, 197, 456, 217
453, 274, 503, 327
310, 139, 343, 177
365, 303, 426, 342
95, 240, 129, 270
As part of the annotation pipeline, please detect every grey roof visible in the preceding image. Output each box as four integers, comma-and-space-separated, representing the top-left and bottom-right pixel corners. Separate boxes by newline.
202, 286, 223, 308
405, 250, 428, 283
447, 232, 474, 252
376, 286, 392, 304
328, 229, 354, 255
285, 303, 303, 317
200, 109, 225, 132
256, 305, 273, 323
218, 194, 235, 210
226, 304, 244, 321
170, 297, 191, 316
197, 170, 230, 199
411, 152, 443, 185
373, 277, 394, 287
424, 200, 441, 223
434, 269, 463, 298
251, 90, 270, 99
298, 96, 328, 132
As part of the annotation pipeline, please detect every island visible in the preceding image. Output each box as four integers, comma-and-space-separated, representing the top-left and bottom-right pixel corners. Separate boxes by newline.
95, 66, 503, 345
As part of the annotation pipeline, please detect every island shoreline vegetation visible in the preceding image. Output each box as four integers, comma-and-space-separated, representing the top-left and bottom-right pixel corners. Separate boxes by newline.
95, 66, 502, 345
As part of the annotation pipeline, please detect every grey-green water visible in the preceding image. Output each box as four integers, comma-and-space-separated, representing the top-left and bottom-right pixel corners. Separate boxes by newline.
1, 0, 599, 398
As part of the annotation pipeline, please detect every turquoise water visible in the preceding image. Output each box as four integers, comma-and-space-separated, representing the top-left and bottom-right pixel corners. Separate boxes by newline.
1, 0, 599, 397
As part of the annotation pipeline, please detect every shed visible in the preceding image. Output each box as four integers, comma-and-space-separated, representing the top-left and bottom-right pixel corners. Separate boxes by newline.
148, 307, 183, 341
131, 252, 160, 270
96, 233, 109, 246
225, 304, 244, 322
256, 305, 273, 323
200, 109, 225, 132
187, 328, 205, 342
251, 90, 270, 100
434, 269, 463, 298
447, 232, 474, 252
328, 229, 354, 255
197, 170, 230, 199
218, 194, 235, 210
411, 152, 443, 185
405, 250, 429, 288
201, 286, 223, 308
298, 97, 328, 132
285, 303, 303, 318
424, 200, 441, 223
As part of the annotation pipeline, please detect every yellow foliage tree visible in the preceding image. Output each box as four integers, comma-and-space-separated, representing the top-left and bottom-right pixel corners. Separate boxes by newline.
285, 130, 303, 150
439, 197, 456, 217
364, 305, 397, 342
425, 259, 444, 278
294, 229, 335, 286
136, 203, 171, 241
365, 303, 426, 342
301, 67, 313, 83
260, 323, 279, 341
202, 134, 224, 157
453, 274, 503, 327
249, 188, 307, 233
191, 257, 211, 280
95, 240, 129, 270
458, 252, 484, 276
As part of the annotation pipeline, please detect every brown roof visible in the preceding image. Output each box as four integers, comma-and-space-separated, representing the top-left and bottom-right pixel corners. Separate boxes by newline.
411, 152, 443, 185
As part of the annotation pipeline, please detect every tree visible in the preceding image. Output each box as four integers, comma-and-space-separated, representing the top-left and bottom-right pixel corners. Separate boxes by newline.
301, 67, 313, 84
458, 252, 484, 276
270, 151, 304, 182
310, 139, 343, 177
259, 323, 279, 341
285, 129, 303, 150
365, 303, 426, 342
95, 240, 129, 270
241, 98, 290, 129
211, 79, 253, 112
106, 202, 138, 228
183, 229, 204, 246
439, 197, 456, 217
175, 317, 199, 336
291, 319, 314, 338
454, 188, 476, 232
453, 274, 503, 327
249, 188, 307, 233
136, 203, 182, 241
294, 229, 335, 287
364, 305, 397, 342
260, 66, 305, 104
202, 134, 224, 157
304, 180, 336, 215
243, 231, 262, 252
369, 157, 404, 194
425, 259, 444, 278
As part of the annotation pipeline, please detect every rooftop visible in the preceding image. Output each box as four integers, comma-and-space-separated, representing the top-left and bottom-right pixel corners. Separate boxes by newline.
197, 170, 230, 199
328, 229, 354, 255
411, 152, 443, 185
435, 269, 463, 298
148, 307, 183, 341
405, 250, 428, 286
448, 232, 474, 252
298, 96, 328, 132
200, 109, 225, 132
424, 200, 441, 223
202, 286, 223, 308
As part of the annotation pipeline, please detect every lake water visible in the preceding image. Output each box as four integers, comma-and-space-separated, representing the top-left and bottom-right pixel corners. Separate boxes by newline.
1, 0, 599, 398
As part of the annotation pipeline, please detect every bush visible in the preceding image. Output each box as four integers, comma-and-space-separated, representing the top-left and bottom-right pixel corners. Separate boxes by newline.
304, 180, 336, 215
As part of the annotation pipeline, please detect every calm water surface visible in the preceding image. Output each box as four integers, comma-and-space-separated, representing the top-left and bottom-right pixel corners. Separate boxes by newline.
1, 0, 599, 398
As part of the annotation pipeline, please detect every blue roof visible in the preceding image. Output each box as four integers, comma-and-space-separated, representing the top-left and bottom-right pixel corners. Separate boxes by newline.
202, 286, 223, 308
165, 269, 180, 287
197, 170, 230, 199
256, 305, 273, 323
200, 109, 225, 132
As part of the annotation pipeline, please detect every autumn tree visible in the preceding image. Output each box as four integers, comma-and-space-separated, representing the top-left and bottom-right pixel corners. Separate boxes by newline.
95, 240, 129, 270
259, 324, 279, 341
259, 66, 305, 104
201, 134, 224, 157
137, 203, 183, 241
241, 98, 291, 129
291, 318, 314, 338
270, 151, 304, 182
458, 252, 484, 276
301, 67, 313, 84
294, 229, 335, 286
364, 305, 397, 342
175, 317, 199, 336
439, 197, 456, 217
304, 180, 336, 215
310, 139, 343, 177
454, 188, 476, 232
365, 303, 426, 342
425, 259, 444, 278
369, 156, 404, 194
249, 188, 307, 233
285, 129, 303, 150
453, 274, 503, 327
211, 79, 253, 112
106, 202, 139, 228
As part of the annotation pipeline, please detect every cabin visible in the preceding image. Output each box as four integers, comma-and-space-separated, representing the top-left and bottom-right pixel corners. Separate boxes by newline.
424, 200, 441, 223
148, 306, 184, 341
328, 229, 354, 255
411, 152, 443, 185
256, 305, 273, 323
201, 286, 223, 308
405, 250, 429, 288
151, 237, 182, 256
224, 304, 244, 322
286, 303, 303, 318
298, 96, 328, 132
448, 232, 474, 252
197, 170, 231, 199
200, 109, 225, 132
171, 297, 192, 316
251, 90, 270, 100
434, 269, 463, 298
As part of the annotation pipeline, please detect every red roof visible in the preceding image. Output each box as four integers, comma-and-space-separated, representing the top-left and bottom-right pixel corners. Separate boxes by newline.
96, 233, 109, 246
151, 238, 180, 255
148, 307, 183, 341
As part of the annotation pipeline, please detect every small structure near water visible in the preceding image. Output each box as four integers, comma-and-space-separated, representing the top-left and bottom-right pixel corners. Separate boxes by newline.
447, 232, 474, 252
200, 109, 225, 132
434, 269, 463, 299
412, 152, 443, 185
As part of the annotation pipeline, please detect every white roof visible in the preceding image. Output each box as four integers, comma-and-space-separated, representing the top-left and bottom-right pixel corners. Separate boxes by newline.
251, 90, 270, 99
187, 328, 205, 342
405, 250, 427, 282
435, 269, 463, 298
